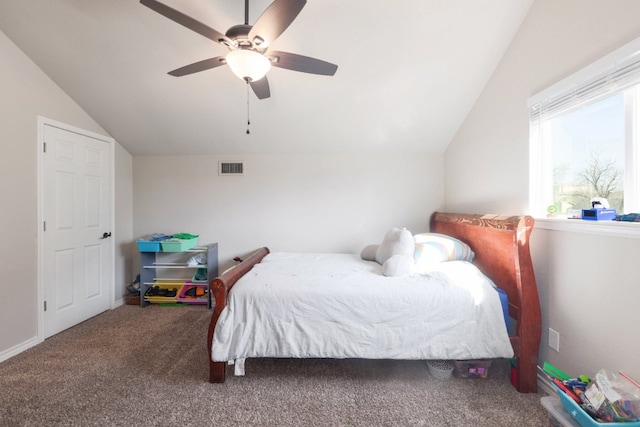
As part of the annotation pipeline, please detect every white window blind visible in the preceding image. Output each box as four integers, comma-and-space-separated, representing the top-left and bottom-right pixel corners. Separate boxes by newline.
529, 37, 640, 121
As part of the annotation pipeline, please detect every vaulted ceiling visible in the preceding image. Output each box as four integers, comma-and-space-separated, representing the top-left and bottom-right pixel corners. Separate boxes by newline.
0, 0, 532, 155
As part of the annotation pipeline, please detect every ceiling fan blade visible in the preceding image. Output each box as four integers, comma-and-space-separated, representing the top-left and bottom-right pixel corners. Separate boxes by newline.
168, 56, 226, 77
248, 0, 306, 49
250, 77, 271, 99
267, 51, 338, 76
140, 0, 230, 45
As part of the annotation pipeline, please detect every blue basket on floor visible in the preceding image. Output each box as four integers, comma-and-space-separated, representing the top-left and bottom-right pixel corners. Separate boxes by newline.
553, 383, 640, 427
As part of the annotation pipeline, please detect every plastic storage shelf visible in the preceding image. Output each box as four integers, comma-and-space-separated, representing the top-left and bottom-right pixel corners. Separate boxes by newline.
139, 243, 218, 308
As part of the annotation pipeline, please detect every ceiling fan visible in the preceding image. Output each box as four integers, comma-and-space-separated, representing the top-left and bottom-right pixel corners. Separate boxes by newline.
140, 0, 338, 100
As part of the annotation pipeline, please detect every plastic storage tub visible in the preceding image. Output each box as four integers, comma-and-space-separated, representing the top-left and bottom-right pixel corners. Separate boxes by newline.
553, 383, 640, 427
453, 359, 492, 378
143, 281, 183, 304
177, 282, 208, 304
160, 237, 199, 252
136, 239, 162, 252
541, 396, 580, 427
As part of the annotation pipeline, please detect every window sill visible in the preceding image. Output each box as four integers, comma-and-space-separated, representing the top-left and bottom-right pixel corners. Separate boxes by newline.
534, 217, 640, 238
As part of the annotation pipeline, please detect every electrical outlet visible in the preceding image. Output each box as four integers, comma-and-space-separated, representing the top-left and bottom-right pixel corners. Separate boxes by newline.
548, 328, 560, 352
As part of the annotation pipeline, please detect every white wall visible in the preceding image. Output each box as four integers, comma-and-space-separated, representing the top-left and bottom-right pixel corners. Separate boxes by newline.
115, 144, 135, 301
445, 0, 640, 380
0, 29, 133, 359
133, 153, 444, 272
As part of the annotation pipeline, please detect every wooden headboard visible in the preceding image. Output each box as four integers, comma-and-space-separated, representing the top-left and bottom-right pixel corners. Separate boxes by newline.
430, 212, 541, 392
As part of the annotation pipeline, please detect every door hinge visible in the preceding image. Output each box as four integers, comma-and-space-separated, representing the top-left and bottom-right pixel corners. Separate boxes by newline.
43, 221, 46, 232
43, 142, 46, 153
44, 300, 47, 312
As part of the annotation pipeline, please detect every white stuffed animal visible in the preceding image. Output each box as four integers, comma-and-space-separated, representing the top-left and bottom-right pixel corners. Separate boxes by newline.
361, 227, 414, 276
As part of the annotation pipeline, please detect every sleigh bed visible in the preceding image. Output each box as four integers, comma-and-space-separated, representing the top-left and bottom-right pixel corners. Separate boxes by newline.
206, 212, 541, 393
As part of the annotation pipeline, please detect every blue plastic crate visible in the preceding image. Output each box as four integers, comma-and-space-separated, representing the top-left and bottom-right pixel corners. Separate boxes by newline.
554, 383, 640, 427
137, 239, 161, 252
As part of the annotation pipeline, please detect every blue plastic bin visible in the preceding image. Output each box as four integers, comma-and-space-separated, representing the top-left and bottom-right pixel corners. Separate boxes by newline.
137, 239, 161, 252
553, 383, 640, 427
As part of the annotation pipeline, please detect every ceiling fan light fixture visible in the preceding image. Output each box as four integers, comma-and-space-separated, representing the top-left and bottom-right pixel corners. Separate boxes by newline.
226, 49, 271, 82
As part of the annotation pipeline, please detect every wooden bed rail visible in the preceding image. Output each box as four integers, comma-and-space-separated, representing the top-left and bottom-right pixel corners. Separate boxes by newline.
207, 247, 270, 383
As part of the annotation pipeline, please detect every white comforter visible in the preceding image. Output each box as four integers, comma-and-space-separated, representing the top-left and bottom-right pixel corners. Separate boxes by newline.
212, 253, 514, 363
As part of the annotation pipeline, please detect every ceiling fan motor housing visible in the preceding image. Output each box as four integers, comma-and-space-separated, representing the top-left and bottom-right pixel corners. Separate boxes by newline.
225, 24, 253, 48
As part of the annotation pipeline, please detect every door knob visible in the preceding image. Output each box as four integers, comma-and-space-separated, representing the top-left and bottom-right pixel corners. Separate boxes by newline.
101, 232, 112, 239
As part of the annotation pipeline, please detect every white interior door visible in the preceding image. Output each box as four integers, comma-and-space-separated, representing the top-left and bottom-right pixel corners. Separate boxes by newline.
42, 123, 112, 338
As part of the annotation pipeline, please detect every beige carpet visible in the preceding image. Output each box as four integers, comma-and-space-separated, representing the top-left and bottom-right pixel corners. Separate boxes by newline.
0, 305, 550, 426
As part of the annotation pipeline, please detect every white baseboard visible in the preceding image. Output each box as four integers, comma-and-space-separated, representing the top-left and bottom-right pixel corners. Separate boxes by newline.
0, 336, 41, 364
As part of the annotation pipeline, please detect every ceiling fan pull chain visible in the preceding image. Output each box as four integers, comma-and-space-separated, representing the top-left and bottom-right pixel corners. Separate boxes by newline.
246, 81, 251, 134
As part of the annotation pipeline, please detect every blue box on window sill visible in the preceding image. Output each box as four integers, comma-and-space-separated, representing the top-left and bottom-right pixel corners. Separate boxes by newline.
581, 208, 617, 221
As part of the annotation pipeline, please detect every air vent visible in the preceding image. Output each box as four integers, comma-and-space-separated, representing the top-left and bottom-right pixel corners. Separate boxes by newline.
219, 161, 244, 176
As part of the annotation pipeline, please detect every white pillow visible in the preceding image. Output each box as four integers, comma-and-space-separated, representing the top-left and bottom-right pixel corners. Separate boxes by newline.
375, 227, 414, 265
413, 233, 475, 270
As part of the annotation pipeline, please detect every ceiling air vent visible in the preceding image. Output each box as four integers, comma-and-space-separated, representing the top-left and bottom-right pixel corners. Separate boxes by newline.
219, 161, 244, 176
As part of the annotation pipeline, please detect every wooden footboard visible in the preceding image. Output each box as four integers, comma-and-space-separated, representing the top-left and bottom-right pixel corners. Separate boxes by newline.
207, 247, 270, 383
430, 212, 541, 393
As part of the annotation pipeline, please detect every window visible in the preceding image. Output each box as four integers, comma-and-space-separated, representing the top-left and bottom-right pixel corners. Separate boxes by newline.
529, 37, 640, 219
